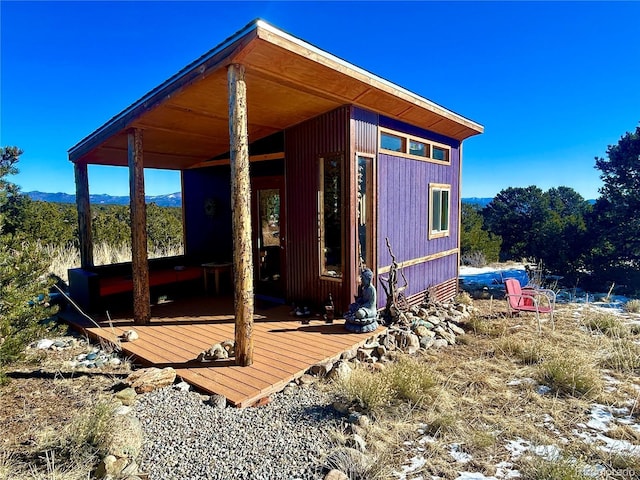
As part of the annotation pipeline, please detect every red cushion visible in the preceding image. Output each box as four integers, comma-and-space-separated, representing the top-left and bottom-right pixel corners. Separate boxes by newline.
98, 267, 202, 296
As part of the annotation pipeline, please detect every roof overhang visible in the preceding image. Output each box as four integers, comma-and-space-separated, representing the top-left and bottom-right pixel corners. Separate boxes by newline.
69, 19, 484, 169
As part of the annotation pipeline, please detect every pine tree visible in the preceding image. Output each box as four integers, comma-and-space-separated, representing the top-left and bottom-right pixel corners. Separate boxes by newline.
0, 146, 58, 375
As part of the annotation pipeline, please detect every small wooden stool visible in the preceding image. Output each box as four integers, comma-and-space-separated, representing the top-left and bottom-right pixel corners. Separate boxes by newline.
201, 262, 233, 295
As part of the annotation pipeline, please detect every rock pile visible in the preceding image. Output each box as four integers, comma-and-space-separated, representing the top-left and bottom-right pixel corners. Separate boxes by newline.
196, 339, 235, 361
71, 347, 123, 369
30, 337, 79, 350
303, 299, 474, 378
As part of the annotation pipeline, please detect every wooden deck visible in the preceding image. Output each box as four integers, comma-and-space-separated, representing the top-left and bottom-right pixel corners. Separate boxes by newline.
61, 296, 385, 407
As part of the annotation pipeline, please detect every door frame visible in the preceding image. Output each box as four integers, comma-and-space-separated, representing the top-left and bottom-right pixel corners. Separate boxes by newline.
251, 175, 287, 300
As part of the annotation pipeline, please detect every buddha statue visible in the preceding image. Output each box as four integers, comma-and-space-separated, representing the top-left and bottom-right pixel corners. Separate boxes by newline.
344, 268, 379, 333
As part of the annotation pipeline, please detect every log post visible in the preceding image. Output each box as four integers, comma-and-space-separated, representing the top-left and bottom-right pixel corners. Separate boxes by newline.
74, 161, 94, 268
128, 128, 151, 325
228, 63, 254, 366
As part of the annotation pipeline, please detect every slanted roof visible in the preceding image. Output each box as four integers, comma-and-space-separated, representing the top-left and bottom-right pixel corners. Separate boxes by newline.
69, 19, 483, 169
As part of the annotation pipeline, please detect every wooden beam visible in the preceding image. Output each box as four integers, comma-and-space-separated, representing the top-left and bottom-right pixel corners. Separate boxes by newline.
188, 152, 284, 169
228, 63, 254, 366
128, 128, 151, 325
378, 248, 459, 275
73, 162, 94, 268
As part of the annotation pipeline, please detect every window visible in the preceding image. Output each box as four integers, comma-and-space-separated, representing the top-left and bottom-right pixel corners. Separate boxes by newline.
429, 183, 450, 239
432, 145, 449, 162
379, 127, 451, 164
380, 132, 405, 153
409, 139, 429, 158
319, 154, 343, 279
357, 154, 374, 268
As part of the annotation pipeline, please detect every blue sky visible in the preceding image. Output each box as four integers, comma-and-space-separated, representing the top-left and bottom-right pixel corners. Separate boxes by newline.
2, 1, 639, 199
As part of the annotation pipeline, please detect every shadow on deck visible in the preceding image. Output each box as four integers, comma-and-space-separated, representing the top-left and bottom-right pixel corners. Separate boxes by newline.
59, 295, 385, 407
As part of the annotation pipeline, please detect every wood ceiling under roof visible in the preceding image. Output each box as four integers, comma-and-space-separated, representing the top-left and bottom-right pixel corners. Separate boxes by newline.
69, 20, 483, 170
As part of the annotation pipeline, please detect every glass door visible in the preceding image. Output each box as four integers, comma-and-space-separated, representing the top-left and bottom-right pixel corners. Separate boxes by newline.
252, 177, 286, 299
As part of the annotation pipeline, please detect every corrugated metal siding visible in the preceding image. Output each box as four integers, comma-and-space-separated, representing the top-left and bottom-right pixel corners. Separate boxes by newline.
352, 107, 378, 154
405, 278, 459, 306
285, 106, 351, 311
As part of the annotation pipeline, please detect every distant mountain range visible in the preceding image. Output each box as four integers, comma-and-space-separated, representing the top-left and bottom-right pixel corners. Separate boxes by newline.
25, 191, 182, 208
24, 192, 594, 208
462, 197, 493, 207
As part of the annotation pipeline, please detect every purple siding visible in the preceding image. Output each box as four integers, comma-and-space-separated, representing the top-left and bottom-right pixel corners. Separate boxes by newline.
377, 152, 460, 266
375, 116, 461, 307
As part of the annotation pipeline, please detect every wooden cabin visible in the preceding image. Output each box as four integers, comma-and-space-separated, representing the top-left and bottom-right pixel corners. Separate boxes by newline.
67, 19, 483, 364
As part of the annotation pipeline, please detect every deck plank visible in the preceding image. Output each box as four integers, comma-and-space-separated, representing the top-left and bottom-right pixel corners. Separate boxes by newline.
62, 296, 385, 407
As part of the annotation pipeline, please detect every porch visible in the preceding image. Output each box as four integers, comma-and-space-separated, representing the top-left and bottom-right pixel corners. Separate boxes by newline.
60, 296, 386, 407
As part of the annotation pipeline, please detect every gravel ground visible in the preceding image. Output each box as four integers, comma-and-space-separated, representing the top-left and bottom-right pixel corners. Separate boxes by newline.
133, 385, 342, 480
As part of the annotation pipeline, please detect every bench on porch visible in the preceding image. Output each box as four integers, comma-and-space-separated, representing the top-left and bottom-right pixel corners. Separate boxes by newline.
68, 256, 203, 312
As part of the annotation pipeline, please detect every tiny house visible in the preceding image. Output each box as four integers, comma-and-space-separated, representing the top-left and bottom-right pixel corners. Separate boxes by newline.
68, 20, 483, 342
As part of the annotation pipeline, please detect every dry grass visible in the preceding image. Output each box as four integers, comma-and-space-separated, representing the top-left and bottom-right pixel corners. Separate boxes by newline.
581, 309, 629, 338
601, 339, 640, 373
537, 354, 603, 398
625, 299, 640, 314
1, 400, 117, 480
45, 241, 183, 283
329, 301, 640, 478
0, 337, 133, 480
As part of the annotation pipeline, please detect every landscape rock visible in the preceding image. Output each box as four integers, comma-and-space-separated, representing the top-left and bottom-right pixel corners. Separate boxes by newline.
197, 343, 228, 361
381, 334, 396, 351
394, 330, 420, 354
120, 458, 139, 477
220, 339, 235, 357
121, 330, 139, 342
375, 345, 387, 357
298, 373, 316, 386
282, 383, 297, 395
419, 336, 434, 349
125, 367, 176, 394
332, 400, 351, 414
208, 394, 227, 409
114, 405, 132, 416
448, 322, 466, 336
357, 414, 371, 428
325, 469, 349, 480
95, 454, 117, 479
356, 348, 373, 362
347, 433, 367, 452
340, 348, 358, 360
173, 381, 190, 392
414, 325, 436, 338
115, 387, 137, 406
433, 339, 449, 349
328, 361, 352, 381
105, 414, 143, 458
309, 361, 333, 377
34, 339, 54, 350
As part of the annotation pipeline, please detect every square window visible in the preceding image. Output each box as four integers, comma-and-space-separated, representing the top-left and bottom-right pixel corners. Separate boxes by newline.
429, 184, 450, 239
